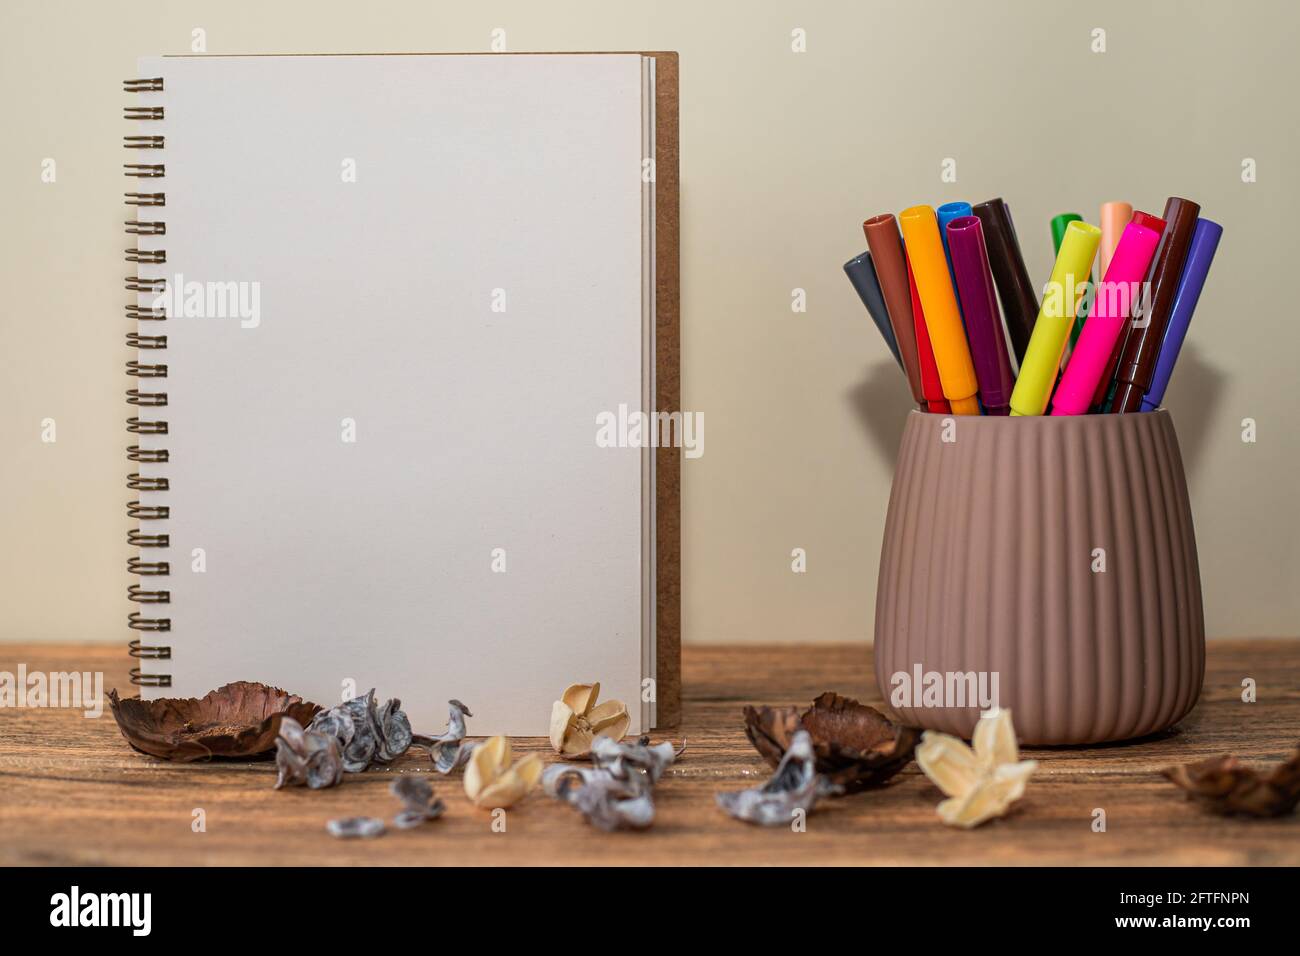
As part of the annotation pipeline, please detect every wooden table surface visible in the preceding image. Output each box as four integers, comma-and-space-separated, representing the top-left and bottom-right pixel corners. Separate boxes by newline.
1, 640, 1297, 865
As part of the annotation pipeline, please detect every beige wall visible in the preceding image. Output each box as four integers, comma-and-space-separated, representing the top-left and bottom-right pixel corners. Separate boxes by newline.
3, 0, 1297, 644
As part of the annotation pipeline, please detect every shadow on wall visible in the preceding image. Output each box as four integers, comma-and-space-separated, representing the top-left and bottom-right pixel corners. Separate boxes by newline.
845, 358, 915, 465
1161, 341, 1226, 482
846, 341, 1227, 480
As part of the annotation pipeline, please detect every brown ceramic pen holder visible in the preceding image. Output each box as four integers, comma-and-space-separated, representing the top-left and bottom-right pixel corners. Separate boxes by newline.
873, 409, 1204, 745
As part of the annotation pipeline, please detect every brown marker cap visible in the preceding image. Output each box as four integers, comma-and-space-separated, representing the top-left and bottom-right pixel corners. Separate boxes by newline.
864, 214, 925, 406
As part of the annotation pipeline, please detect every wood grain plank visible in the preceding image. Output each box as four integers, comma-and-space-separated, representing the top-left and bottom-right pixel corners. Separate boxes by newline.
0, 641, 1296, 865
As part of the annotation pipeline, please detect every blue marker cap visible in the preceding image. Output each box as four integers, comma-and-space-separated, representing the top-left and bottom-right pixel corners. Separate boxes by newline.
1140, 218, 1223, 411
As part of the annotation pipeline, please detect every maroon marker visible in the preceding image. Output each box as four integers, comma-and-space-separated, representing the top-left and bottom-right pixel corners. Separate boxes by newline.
1108, 197, 1200, 413
972, 197, 1038, 365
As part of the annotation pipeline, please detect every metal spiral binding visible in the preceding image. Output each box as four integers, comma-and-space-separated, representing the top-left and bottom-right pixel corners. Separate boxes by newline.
125, 76, 171, 688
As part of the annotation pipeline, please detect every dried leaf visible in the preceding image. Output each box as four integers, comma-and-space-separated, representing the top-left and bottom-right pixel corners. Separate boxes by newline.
389, 775, 446, 828
717, 730, 840, 826
914, 708, 1037, 828
274, 716, 344, 790
549, 682, 630, 758
107, 683, 320, 761
412, 699, 473, 773
1163, 744, 1300, 818
743, 691, 917, 792
463, 736, 543, 809
326, 816, 385, 839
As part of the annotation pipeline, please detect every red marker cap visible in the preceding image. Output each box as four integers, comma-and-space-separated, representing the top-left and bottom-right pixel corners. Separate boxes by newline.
907, 253, 950, 414
1130, 210, 1166, 235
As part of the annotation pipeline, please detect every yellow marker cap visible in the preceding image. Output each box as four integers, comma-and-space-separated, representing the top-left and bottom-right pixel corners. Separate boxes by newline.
1009, 220, 1101, 416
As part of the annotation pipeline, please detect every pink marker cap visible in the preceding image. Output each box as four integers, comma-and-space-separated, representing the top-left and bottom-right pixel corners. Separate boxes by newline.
1051, 221, 1163, 415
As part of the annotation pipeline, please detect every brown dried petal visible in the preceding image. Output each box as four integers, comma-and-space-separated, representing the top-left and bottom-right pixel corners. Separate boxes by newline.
742, 704, 802, 766
108, 683, 321, 762
1163, 744, 1300, 818
743, 692, 918, 793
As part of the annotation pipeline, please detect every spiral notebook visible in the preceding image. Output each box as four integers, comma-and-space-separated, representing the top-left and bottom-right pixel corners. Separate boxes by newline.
124, 53, 680, 735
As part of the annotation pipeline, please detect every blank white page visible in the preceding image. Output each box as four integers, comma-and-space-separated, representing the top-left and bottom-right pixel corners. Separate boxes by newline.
132, 54, 647, 734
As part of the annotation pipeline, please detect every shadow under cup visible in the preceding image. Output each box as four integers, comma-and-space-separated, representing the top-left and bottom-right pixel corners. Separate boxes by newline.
873, 409, 1205, 745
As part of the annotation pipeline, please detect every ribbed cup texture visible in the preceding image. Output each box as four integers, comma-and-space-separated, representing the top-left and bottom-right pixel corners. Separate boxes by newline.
873, 409, 1204, 745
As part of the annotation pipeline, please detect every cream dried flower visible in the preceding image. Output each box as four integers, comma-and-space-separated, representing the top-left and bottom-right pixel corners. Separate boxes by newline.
914, 708, 1037, 829
548, 682, 630, 757
463, 735, 542, 809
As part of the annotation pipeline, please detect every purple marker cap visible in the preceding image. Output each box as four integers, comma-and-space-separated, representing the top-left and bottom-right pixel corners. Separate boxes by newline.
1140, 218, 1223, 411
946, 215, 1015, 413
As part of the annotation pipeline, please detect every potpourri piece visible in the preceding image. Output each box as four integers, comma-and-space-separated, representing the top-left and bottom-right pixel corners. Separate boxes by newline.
1164, 742, 1300, 818
412, 699, 473, 773
717, 730, 841, 826
108, 682, 320, 761
463, 736, 543, 809
325, 816, 385, 839
308, 689, 413, 773
549, 682, 630, 758
274, 716, 344, 790
390, 775, 447, 828
544, 734, 683, 830
914, 708, 1037, 829
744, 692, 917, 792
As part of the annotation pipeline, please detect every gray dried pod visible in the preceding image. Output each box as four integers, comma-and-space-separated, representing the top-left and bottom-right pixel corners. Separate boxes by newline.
274, 716, 343, 790
389, 775, 446, 829
308, 689, 414, 773
412, 699, 473, 774
376, 697, 413, 763
591, 734, 683, 785
716, 730, 841, 826
543, 736, 683, 832
543, 764, 656, 831
325, 816, 385, 839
